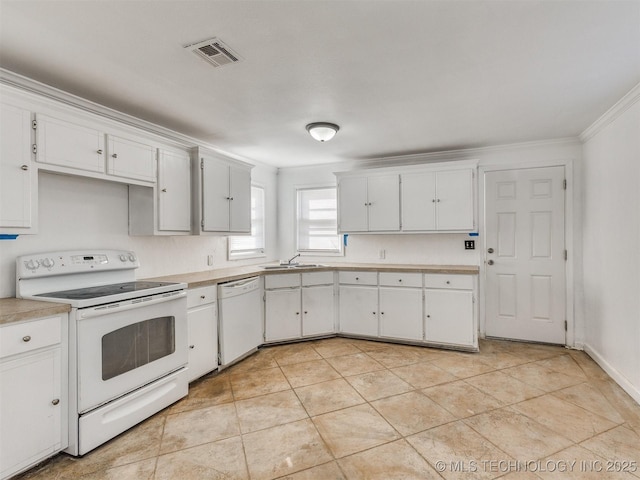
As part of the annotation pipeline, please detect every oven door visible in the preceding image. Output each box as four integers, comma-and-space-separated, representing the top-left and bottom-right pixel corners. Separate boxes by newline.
76, 291, 187, 413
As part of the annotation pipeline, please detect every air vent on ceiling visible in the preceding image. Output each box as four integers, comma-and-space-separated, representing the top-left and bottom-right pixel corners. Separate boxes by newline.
185, 37, 241, 68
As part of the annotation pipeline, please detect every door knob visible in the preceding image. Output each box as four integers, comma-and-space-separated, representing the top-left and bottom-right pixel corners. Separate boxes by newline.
487, 259, 494, 265
487, 248, 494, 254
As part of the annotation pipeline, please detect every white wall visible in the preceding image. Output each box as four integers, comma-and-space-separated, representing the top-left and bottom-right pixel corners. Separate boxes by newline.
581, 89, 640, 403
0, 163, 278, 298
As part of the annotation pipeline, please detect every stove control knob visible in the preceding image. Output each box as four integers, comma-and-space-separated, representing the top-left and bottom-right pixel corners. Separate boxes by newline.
41, 258, 55, 268
128, 253, 137, 262
25, 259, 40, 270
119, 254, 128, 262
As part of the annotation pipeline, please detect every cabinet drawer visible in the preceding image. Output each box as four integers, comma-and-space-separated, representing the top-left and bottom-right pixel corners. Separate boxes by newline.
265, 273, 301, 289
302, 271, 334, 286
424, 274, 474, 290
187, 285, 217, 308
338, 271, 378, 286
0, 315, 62, 359
379, 272, 422, 288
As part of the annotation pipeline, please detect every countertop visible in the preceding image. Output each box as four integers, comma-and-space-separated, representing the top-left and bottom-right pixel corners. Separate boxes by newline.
1, 262, 479, 324
145, 262, 479, 289
0, 298, 71, 326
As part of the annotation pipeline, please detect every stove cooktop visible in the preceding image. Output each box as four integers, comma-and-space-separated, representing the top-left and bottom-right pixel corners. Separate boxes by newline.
34, 281, 180, 301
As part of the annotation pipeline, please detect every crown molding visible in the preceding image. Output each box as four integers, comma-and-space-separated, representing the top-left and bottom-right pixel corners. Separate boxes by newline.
580, 82, 640, 142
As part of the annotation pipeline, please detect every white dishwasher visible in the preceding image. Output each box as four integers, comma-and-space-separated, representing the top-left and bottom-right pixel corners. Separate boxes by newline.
218, 277, 264, 367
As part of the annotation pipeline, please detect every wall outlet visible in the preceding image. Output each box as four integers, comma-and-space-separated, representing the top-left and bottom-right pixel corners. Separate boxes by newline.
379, 249, 386, 259
207, 254, 214, 266
464, 240, 475, 250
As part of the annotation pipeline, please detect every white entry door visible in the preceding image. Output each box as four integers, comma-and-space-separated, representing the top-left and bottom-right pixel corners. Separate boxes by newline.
484, 166, 566, 344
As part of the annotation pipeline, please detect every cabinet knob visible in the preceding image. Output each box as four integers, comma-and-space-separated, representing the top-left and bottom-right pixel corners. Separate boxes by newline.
437, 199, 441, 202
426, 314, 431, 318
189, 345, 195, 349
162, 188, 167, 193
112, 153, 118, 158
381, 312, 385, 315
51, 399, 60, 405
21, 164, 29, 171
304, 311, 308, 314
22, 335, 31, 342
487, 259, 495, 265
200, 295, 206, 299
487, 247, 494, 254
372, 311, 376, 315
398, 279, 402, 282
296, 312, 300, 315
355, 277, 359, 281
446, 281, 450, 284
432, 199, 436, 203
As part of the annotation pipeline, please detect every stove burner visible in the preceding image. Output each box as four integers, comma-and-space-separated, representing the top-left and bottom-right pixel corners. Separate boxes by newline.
35, 281, 179, 301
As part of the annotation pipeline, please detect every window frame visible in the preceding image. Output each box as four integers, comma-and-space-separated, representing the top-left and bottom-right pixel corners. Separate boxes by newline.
228, 183, 266, 260
295, 184, 344, 257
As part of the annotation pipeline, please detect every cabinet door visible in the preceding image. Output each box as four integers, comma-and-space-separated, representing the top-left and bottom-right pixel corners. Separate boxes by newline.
435, 169, 474, 230
425, 289, 474, 346
302, 285, 334, 336
36, 113, 105, 173
368, 174, 400, 231
265, 289, 301, 341
229, 164, 251, 233
338, 285, 378, 336
401, 172, 436, 231
0, 348, 61, 479
187, 303, 218, 382
338, 176, 368, 232
158, 150, 191, 232
107, 135, 157, 182
0, 103, 34, 229
201, 156, 230, 232
379, 287, 423, 341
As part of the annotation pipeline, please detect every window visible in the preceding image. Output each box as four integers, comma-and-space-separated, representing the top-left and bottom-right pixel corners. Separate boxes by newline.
228, 185, 265, 259
297, 186, 342, 255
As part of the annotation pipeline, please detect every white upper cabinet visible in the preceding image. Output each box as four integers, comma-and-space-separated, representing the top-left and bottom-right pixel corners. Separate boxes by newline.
402, 168, 475, 231
338, 174, 400, 233
106, 134, 157, 183
194, 148, 253, 235
129, 147, 191, 236
337, 163, 475, 234
157, 149, 191, 232
35, 113, 105, 174
0, 101, 37, 233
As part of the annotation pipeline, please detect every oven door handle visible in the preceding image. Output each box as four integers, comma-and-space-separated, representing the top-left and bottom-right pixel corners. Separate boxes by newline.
78, 290, 186, 319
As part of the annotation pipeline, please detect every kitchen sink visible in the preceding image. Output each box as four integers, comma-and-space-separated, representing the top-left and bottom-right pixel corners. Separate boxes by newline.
261, 264, 326, 270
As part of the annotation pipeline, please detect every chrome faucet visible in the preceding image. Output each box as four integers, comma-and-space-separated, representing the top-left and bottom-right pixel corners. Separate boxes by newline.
286, 253, 301, 265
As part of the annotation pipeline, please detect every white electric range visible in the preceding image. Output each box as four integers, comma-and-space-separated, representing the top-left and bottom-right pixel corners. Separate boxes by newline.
16, 250, 188, 456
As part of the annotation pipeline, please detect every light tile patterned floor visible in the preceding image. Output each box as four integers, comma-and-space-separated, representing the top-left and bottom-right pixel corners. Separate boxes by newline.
16, 338, 640, 479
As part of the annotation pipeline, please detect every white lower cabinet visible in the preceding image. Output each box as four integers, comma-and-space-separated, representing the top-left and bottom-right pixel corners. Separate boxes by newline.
379, 287, 423, 341
338, 285, 379, 337
265, 288, 301, 341
0, 314, 67, 480
424, 274, 476, 348
265, 272, 335, 342
186, 286, 218, 382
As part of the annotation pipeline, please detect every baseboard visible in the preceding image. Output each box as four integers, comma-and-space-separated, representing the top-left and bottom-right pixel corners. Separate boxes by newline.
583, 343, 640, 405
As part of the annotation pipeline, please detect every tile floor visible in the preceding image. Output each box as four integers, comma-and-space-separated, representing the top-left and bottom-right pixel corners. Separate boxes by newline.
16, 337, 640, 479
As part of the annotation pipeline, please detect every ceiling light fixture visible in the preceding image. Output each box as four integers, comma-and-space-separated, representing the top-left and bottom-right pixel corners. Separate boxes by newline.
306, 122, 339, 142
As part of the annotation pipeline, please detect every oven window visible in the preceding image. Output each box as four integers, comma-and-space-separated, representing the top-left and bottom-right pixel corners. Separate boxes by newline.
101, 316, 176, 380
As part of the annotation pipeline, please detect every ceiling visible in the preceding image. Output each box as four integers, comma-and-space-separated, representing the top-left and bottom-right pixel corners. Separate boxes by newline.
1, 1, 639, 168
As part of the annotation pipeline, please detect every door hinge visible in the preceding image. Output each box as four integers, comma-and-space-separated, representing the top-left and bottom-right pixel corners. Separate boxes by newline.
564, 320, 567, 331
32, 144, 37, 154
563, 179, 567, 190
217, 351, 221, 364
32, 120, 37, 129
564, 250, 568, 261
200, 159, 204, 169
201, 219, 204, 228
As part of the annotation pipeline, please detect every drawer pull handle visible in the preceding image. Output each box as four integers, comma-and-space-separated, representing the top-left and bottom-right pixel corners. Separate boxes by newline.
51, 399, 60, 405
22, 335, 31, 342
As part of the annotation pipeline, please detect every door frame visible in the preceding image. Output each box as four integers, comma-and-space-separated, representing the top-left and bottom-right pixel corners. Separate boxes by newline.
479, 158, 576, 347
